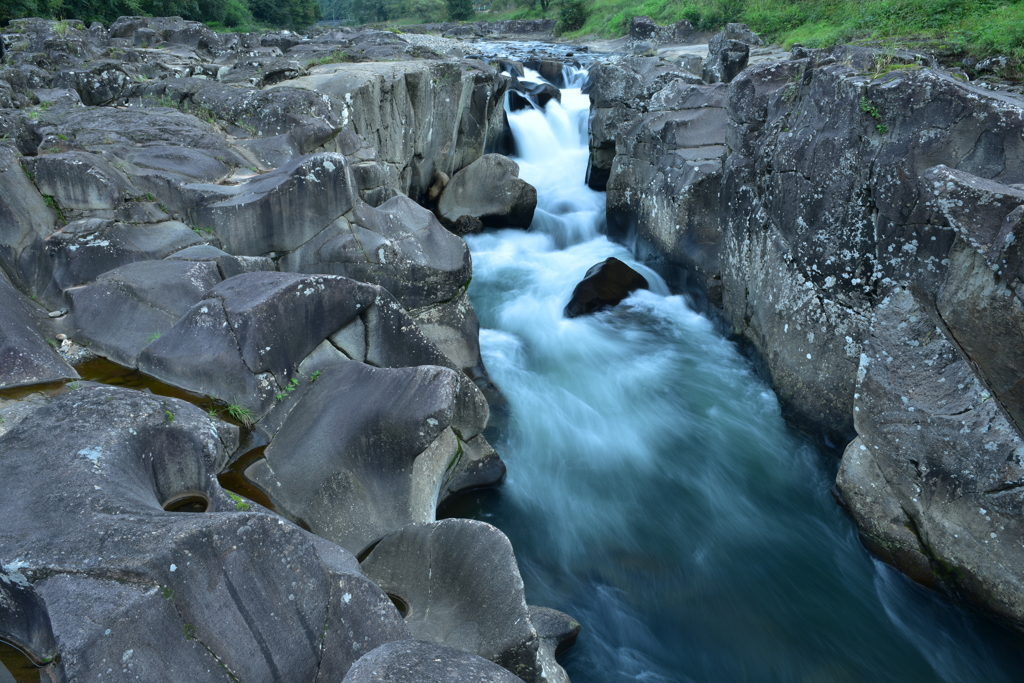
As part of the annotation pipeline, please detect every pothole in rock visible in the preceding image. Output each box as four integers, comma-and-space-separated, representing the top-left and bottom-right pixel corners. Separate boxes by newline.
162, 493, 210, 513
0, 643, 40, 683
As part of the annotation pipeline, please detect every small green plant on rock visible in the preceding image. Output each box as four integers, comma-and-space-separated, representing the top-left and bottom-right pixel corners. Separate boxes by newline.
183, 623, 197, 641
165, 409, 175, 424
306, 50, 352, 67
859, 96, 887, 134
310, 370, 322, 382
226, 404, 255, 426
228, 492, 251, 511
275, 376, 301, 401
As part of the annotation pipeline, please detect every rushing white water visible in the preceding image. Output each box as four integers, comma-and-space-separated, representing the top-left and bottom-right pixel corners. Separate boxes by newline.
458, 71, 1024, 682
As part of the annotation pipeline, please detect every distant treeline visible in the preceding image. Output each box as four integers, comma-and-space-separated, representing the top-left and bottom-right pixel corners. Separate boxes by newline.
316, 0, 475, 25
0, 0, 322, 31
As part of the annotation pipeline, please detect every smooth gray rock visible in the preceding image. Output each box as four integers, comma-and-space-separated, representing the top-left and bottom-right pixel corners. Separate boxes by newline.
437, 154, 537, 229
0, 145, 58, 297
189, 153, 354, 256
138, 272, 376, 417
164, 244, 276, 279
0, 384, 410, 682
342, 640, 523, 683
244, 362, 463, 554
31, 219, 204, 308
23, 151, 137, 213
837, 289, 1024, 626
0, 566, 59, 669
0, 273, 78, 390
281, 195, 470, 311
66, 259, 222, 367
361, 519, 569, 683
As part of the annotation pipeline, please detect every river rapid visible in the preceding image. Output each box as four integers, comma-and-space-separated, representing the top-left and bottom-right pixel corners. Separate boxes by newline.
447, 67, 1024, 682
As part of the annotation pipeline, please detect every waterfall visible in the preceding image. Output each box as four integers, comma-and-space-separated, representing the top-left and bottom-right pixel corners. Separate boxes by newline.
460, 67, 1024, 682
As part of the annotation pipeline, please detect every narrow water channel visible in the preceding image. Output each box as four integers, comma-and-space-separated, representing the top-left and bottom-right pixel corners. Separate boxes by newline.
454, 68, 1024, 682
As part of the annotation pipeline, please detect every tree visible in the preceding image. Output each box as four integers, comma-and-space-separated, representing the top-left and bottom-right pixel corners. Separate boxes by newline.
445, 0, 471, 21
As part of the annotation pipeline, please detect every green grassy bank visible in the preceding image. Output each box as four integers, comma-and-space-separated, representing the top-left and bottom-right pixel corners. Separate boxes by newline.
486, 0, 1024, 62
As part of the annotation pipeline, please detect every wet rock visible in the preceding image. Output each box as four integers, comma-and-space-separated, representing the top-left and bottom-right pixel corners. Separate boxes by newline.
244, 362, 464, 554
529, 606, 579, 683
507, 77, 561, 112
837, 289, 1024, 625
361, 519, 569, 682
342, 640, 523, 683
437, 154, 537, 229
0, 384, 410, 682
564, 257, 649, 318
451, 214, 484, 235
66, 259, 222, 368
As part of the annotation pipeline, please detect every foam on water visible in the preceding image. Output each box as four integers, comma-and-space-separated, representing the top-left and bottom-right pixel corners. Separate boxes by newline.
462, 68, 1024, 682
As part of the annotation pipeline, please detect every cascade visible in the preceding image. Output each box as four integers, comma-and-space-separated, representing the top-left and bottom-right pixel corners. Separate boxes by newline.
456, 66, 1024, 682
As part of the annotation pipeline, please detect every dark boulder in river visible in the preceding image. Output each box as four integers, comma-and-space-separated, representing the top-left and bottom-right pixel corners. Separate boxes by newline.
564, 257, 649, 318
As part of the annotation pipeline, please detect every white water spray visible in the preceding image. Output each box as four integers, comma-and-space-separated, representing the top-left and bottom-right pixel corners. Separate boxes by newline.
463, 67, 1023, 683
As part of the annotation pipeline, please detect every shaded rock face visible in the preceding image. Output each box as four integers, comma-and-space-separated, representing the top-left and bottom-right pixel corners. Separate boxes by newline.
275, 60, 509, 204
628, 16, 693, 45
564, 257, 649, 318
720, 52, 1024, 444
0, 273, 78, 390
583, 56, 703, 192
0, 385, 411, 682
437, 153, 537, 229
837, 289, 1024, 624
604, 80, 728, 304
360, 519, 571, 683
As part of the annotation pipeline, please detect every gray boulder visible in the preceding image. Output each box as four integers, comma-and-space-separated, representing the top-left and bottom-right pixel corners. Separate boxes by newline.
164, 244, 276, 280
138, 271, 376, 418
243, 362, 464, 555
0, 272, 77, 390
30, 219, 204, 308
342, 640, 523, 683
437, 154, 536, 229
23, 150, 138, 213
189, 153, 354, 256
564, 257, 649, 318
0, 145, 58, 297
66, 259, 222, 367
361, 519, 570, 682
0, 384, 411, 682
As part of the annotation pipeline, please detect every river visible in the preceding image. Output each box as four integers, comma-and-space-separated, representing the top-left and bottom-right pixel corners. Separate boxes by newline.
445, 66, 1024, 682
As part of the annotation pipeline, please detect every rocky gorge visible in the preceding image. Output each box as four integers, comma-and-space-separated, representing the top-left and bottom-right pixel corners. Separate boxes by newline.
3, 9, 1024, 683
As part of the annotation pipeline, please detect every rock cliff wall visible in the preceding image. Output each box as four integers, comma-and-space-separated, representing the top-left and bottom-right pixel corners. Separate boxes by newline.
588, 35, 1024, 631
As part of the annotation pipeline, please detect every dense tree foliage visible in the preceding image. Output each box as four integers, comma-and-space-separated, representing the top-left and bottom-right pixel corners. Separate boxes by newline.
0, 0, 321, 30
